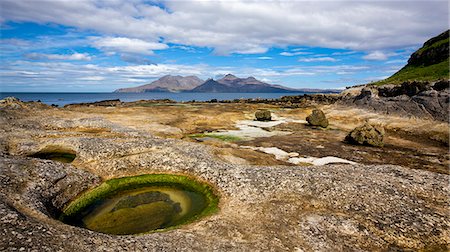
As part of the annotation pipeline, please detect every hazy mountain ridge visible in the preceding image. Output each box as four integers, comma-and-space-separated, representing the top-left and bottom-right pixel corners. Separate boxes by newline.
115, 73, 340, 93
114, 75, 204, 93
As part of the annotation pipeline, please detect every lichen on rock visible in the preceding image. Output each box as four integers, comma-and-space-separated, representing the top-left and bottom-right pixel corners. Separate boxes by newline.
345, 123, 385, 147
255, 110, 271, 121
306, 109, 329, 128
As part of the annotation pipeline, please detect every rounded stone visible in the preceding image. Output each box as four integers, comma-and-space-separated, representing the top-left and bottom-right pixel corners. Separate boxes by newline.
306, 109, 329, 128
345, 123, 385, 147
255, 110, 271, 121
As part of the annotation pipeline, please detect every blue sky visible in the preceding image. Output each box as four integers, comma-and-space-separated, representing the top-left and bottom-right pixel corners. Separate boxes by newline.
0, 0, 448, 92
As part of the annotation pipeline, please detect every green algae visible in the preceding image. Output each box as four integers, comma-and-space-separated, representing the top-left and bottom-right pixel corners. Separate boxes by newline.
30, 151, 76, 163
60, 174, 219, 235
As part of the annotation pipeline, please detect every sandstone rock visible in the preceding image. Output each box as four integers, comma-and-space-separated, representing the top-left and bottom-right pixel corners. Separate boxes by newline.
306, 109, 329, 128
345, 123, 385, 147
255, 110, 271, 121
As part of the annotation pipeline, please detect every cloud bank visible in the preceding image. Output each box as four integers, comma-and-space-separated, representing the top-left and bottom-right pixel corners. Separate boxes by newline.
1, 0, 448, 54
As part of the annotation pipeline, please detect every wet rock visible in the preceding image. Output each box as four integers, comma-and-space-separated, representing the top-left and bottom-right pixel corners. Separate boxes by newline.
255, 110, 271, 121
345, 123, 385, 147
306, 109, 329, 128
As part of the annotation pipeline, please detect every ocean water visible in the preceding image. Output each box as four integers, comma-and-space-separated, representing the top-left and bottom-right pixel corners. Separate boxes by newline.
0, 92, 307, 106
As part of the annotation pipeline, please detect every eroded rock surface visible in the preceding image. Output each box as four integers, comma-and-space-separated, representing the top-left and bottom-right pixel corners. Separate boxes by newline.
0, 101, 449, 251
341, 81, 450, 122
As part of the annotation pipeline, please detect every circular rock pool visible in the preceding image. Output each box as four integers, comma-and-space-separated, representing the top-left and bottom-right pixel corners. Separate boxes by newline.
60, 174, 219, 235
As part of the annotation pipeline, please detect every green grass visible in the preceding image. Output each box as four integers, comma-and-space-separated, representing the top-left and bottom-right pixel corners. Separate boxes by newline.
372, 58, 449, 86
189, 133, 242, 142
416, 37, 449, 55
60, 174, 220, 229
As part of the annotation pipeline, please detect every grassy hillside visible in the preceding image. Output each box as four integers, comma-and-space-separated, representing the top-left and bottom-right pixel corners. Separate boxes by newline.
373, 30, 449, 85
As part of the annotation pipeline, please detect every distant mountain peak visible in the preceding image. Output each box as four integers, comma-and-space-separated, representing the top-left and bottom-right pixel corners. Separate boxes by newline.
221, 74, 238, 80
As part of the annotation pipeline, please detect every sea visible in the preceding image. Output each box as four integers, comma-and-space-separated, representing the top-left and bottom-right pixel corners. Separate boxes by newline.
0, 92, 308, 107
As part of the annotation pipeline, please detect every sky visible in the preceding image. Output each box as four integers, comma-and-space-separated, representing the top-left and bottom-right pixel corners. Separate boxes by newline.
0, 0, 448, 92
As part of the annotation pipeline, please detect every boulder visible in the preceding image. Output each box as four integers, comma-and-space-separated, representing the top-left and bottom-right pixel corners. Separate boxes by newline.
255, 110, 271, 121
306, 109, 329, 128
345, 123, 385, 147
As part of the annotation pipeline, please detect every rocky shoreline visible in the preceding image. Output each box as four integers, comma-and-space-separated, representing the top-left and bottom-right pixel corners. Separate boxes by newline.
1, 98, 449, 251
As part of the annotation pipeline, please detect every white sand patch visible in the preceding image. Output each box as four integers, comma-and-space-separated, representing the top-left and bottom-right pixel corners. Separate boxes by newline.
210, 114, 306, 140
289, 156, 356, 166
241, 146, 357, 166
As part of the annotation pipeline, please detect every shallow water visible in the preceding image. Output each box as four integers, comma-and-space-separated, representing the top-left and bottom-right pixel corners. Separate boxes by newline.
70, 186, 207, 235
30, 151, 76, 163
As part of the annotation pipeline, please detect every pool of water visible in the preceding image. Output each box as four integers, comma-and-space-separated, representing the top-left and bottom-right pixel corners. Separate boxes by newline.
60, 174, 218, 235
30, 151, 76, 163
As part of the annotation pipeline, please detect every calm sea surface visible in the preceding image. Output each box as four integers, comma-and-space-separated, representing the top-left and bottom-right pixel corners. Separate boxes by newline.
0, 92, 307, 106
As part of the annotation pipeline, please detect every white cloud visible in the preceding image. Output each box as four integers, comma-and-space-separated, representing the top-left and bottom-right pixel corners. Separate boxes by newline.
298, 57, 337, 62
280, 51, 310, 56
78, 76, 105, 81
25, 52, 92, 61
257, 56, 273, 60
91, 37, 168, 55
363, 51, 389, 61
1, 1, 447, 54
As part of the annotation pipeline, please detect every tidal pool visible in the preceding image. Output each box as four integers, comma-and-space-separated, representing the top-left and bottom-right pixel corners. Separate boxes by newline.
30, 151, 76, 163
60, 174, 219, 235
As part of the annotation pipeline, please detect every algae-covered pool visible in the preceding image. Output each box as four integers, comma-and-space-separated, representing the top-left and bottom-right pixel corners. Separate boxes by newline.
60, 174, 219, 235
30, 151, 76, 163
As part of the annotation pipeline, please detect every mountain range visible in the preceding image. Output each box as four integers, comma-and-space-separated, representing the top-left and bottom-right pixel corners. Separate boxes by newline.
114, 75, 204, 93
114, 74, 338, 93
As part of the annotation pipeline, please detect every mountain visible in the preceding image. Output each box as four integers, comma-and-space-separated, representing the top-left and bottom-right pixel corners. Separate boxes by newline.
114, 75, 204, 92
189, 74, 300, 93
374, 30, 449, 85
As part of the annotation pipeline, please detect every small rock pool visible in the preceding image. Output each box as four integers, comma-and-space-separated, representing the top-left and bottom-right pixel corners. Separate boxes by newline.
60, 174, 219, 235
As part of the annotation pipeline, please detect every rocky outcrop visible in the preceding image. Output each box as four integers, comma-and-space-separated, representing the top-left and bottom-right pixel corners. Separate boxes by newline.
407, 30, 449, 67
306, 109, 329, 128
340, 80, 449, 122
255, 110, 271, 121
345, 123, 385, 147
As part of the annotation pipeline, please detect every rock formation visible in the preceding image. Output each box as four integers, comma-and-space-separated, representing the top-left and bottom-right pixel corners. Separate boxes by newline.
255, 110, 271, 121
345, 123, 385, 147
306, 109, 329, 128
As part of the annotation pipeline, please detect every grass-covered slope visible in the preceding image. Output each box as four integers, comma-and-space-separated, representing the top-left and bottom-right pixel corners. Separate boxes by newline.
374, 30, 449, 85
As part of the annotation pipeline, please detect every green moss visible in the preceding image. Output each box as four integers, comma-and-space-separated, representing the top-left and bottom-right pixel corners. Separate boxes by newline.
61, 174, 219, 233
189, 133, 242, 142
372, 58, 449, 86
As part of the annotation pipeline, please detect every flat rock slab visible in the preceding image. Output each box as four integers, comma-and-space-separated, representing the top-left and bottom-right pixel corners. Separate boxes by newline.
0, 106, 449, 251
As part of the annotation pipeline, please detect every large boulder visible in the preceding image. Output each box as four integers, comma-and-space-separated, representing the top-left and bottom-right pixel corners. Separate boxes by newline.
255, 110, 271, 121
345, 123, 385, 147
306, 109, 329, 128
